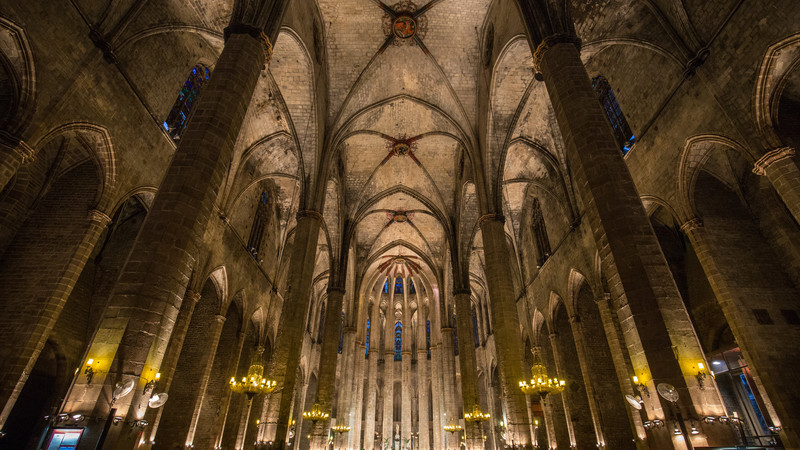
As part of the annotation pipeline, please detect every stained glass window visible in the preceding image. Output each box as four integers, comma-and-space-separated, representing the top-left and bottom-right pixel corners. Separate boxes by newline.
409, 278, 416, 294
394, 322, 403, 361
163, 65, 210, 141
382, 278, 389, 293
338, 312, 345, 353
592, 75, 635, 154
426, 319, 431, 359
532, 198, 551, 266
365, 319, 371, 358
247, 191, 268, 260
394, 277, 403, 294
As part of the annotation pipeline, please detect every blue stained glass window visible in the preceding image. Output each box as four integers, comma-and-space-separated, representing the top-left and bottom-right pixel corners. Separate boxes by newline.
394, 322, 403, 361
409, 278, 416, 294
164, 65, 210, 141
394, 277, 403, 294
592, 75, 635, 154
338, 312, 345, 354
426, 320, 431, 359
382, 278, 389, 293
365, 319, 371, 358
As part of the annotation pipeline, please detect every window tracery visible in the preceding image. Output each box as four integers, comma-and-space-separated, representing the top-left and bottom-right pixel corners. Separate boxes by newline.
163, 65, 210, 141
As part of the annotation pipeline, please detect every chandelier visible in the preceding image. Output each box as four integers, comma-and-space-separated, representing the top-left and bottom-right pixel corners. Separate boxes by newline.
519, 352, 565, 398
443, 424, 463, 433
331, 424, 351, 433
464, 404, 491, 422
229, 355, 277, 399
302, 404, 330, 423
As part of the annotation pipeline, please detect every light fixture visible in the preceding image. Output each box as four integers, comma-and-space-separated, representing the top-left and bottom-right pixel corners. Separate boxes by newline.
696, 363, 708, 388
443, 424, 462, 433
144, 371, 161, 393
464, 404, 491, 422
331, 424, 351, 433
690, 425, 700, 435
718, 416, 729, 424
71, 414, 84, 421
230, 354, 277, 400
703, 416, 716, 424
632, 375, 649, 397
520, 351, 565, 398
673, 422, 681, 435
84, 359, 96, 384
302, 404, 329, 423
113, 416, 124, 425
769, 426, 782, 433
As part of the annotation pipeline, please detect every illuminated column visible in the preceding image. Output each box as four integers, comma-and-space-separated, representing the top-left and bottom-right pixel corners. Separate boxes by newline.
401, 278, 412, 443
568, 315, 606, 447
416, 310, 431, 450
185, 315, 227, 446
454, 289, 484, 450
364, 292, 381, 450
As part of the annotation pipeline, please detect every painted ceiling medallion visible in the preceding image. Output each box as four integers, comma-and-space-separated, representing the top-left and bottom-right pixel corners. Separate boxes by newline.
386, 209, 415, 225
392, 142, 411, 156
382, 1, 428, 44
392, 15, 417, 39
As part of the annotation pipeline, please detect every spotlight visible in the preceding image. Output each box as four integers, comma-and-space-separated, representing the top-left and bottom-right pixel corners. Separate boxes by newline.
71, 414, 85, 421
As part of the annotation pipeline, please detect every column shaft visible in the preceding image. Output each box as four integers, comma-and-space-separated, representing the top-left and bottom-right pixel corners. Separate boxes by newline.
271, 212, 322, 447
754, 147, 800, 225
311, 287, 346, 449
479, 217, 531, 445
0, 132, 34, 193
454, 291, 483, 450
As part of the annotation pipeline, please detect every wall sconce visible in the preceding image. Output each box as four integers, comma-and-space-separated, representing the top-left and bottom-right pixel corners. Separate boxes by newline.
652, 419, 664, 428
718, 416, 729, 424
71, 414, 85, 422
113, 416, 124, 425
144, 372, 161, 393
673, 422, 682, 435
703, 416, 716, 424
632, 376, 649, 397
696, 363, 708, 388
84, 359, 96, 384
769, 426, 782, 433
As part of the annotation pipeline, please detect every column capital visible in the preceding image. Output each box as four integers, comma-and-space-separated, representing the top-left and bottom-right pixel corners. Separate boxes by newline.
296, 209, 324, 222
680, 217, 704, 233
568, 314, 580, 324
532, 33, 582, 75
753, 146, 795, 175
478, 213, 505, 226
224, 23, 274, 65
214, 314, 227, 324
87, 209, 112, 226
0, 131, 35, 163
327, 286, 346, 295
185, 289, 202, 303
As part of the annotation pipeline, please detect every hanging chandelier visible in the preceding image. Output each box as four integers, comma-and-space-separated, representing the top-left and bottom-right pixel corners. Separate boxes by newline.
464, 404, 491, 422
331, 424, 351, 433
229, 355, 277, 399
519, 352, 565, 398
443, 424, 463, 433
302, 404, 330, 423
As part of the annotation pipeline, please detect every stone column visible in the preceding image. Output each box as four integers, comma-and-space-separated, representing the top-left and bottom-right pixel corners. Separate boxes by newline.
594, 295, 645, 442
310, 286, 346, 449
566, 316, 605, 447
364, 293, 381, 450
146, 288, 202, 445
429, 342, 444, 450
216, 332, 249, 449
416, 310, 430, 450
521, 27, 731, 446
266, 211, 322, 448
682, 218, 800, 447
401, 282, 412, 444
547, 333, 576, 448
383, 309, 395, 448
439, 326, 457, 450
478, 215, 532, 445
0, 132, 34, 193
753, 147, 800, 225
184, 314, 228, 446
348, 339, 365, 450
454, 289, 483, 450
55, 7, 288, 445
0, 208, 110, 429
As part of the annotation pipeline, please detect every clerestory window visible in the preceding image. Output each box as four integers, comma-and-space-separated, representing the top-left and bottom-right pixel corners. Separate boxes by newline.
592, 75, 635, 154
163, 65, 210, 141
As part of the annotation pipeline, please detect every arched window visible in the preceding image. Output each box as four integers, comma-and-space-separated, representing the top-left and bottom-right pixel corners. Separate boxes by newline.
337, 312, 345, 353
163, 65, 210, 141
382, 278, 389, 293
532, 198, 551, 266
394, 277, 403, 294
394, 322, 403, 361
426, 319, 431, 359
409, 277, 416, 294
453, 314, 459, 356
365, 318, 371, 358
317, 302, 326, 343
472, 307, 480, 347
247, 191, 269, 260
592, 74, 635, 154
